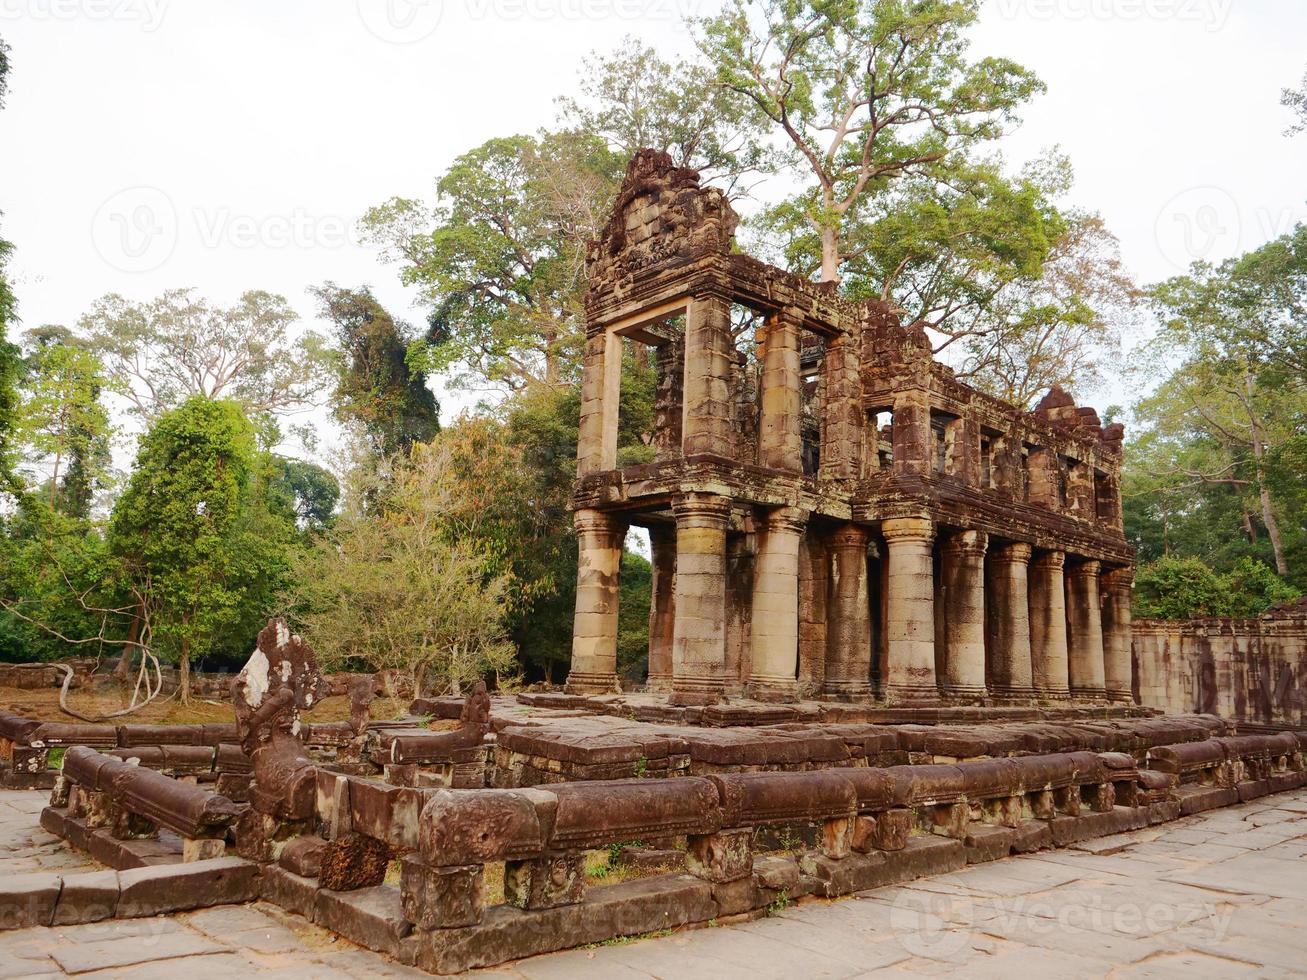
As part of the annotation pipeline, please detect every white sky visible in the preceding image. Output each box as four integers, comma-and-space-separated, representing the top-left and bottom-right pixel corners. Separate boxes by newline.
1, 0, 1304, 459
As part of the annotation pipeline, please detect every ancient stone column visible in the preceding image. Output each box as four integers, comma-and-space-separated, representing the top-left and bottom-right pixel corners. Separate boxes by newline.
670, 493, 731, 705
824, 524, 872, 699
988, 542, 1034, 700
881, 518, 938, 702
1029, 550, 1070, 698
565, 509, 626, 694
575, 329, 621, 477
646, 524, 676, 693
940, 530, 987, 698
757, 312, 802, 472
820, 331, 864, 480
1067, 559, 1107, 699
1101, 567, 1135, 703
681, 294, 734, 459
747, 508, 806, 701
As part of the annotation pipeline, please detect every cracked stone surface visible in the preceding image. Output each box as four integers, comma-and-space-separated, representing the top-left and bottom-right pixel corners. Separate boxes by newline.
3, 788, 1307, 976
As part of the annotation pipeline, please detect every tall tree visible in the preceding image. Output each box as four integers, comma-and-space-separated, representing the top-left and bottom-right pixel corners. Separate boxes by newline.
697, 0, 1044, 284
14, 331, 114, 516
79, 288, 331, 422
556, 36, 769, 195
361, 132, 624, 392
0, 34, 22, 488
1133, 226, 1307, 580
312, 284, 439, 457
286, 438, 517, 695
1283, 64, 1307, 135
107, 397, 295, 701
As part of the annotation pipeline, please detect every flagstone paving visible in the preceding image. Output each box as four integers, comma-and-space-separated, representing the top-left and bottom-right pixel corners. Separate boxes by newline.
1, 788, 1305, 977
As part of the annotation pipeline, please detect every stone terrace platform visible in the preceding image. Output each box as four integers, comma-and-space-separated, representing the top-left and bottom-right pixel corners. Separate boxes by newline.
3, 787, 1306, 977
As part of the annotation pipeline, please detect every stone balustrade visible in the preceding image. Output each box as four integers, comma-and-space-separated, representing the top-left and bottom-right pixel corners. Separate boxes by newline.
50, 746, 242, 863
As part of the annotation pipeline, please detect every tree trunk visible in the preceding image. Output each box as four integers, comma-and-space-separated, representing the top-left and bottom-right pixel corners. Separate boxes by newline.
114, 612, 141, 682
1244, 370, 1289, 576
1241, 511, 1258, 543
179, 640, 191, 706
819, 226, 841, 284
413, 663, 427, 701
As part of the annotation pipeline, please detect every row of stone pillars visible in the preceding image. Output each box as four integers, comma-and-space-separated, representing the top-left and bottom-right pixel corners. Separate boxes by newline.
566, 500, 1133, 704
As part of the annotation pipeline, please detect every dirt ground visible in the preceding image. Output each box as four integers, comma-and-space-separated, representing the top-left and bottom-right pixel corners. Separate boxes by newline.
0, 685, 414, 725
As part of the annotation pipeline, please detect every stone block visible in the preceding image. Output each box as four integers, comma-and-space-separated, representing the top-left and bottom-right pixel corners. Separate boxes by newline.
315, 884, 414, 957
710, 875, 761, 916
278, 833, 327, 878
685, 827, 753, 883
1237, 779, 1270, 802
400, 856, 483, 928
504, 852, 585, 910
52, 870, 119, 925
405, 874, 717, 974
0, 872, 61, 930
260, 865, 319, 920
1010, 819, 1053, 853
117, 857, 261, 917
963, 825, 1016, 863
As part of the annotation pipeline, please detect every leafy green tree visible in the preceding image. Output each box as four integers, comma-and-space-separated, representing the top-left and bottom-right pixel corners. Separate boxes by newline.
268, 458, 339, 534
286, 442, 517, 695
362, 132, 624, 392
1133, 555, 1300, 620
79, 288, 331, 422
312, 283, 439, 457
1134, 556, 1230, 619
697, 0, 1044, 284
556, 36, 769, 194
1137, 226, 1307, 578
0, 35, 21, 489
107, 398, 295, 700
14, 332, 114, 516
1283, 64, 1307, 136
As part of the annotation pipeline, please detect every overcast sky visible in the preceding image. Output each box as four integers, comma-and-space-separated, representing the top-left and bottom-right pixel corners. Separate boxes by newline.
1, 0, 1304, 450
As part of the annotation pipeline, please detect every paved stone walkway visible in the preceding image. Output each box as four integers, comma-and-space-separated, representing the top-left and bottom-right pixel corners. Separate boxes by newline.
2, 789, 1306, 977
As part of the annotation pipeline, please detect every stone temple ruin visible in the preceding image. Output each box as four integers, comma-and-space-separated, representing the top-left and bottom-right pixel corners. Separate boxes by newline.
568, 149, 1134, 706
1, 152, 1305, 975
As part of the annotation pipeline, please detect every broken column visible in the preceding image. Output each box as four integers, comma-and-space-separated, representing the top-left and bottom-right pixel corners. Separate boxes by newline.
565, 509, 626, 694
747, 507, 806, 701
1029, 550, 1070, 698
1067, 559, 1107, 699
987, 542, 1034, 699
824, 524, 872, 699
670, 493, 731, 704
939, 529, 987, 698
881, 517, 938, 702
646, 524, 676, 693
1101, 566, 1134, 703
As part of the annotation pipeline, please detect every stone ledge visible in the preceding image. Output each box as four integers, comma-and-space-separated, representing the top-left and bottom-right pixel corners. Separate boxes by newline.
0, 872, 62, 931
117, 857, 261, 917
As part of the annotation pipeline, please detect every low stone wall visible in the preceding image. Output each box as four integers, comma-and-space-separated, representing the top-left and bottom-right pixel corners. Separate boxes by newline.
1134, 607, 1307, 727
